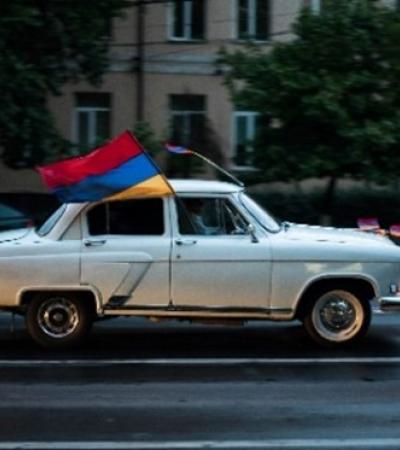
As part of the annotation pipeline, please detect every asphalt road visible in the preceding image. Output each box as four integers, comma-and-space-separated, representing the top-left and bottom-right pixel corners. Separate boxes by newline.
0, 313, 400, 449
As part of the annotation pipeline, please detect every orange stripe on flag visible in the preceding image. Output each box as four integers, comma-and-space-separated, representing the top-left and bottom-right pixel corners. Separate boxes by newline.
106, 174, 174, 201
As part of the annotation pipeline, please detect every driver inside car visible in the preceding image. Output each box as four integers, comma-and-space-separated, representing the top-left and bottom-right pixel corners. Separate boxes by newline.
183, 198, 220, 235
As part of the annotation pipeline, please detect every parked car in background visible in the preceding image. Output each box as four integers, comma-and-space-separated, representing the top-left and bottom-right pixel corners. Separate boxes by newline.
0, 202, 32, 231
0, 193, 60, 228
0, 179, 399, 348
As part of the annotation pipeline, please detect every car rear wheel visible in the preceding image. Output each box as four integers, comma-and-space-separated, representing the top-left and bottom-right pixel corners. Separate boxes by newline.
303, 289, 371, 346
26, 293, 92, 348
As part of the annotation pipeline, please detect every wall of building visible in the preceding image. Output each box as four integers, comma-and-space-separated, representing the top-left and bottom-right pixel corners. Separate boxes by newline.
0, 162, 44, 192
43, 0, 304, 164
47, 73, 137, 143
143, 72, 231, 149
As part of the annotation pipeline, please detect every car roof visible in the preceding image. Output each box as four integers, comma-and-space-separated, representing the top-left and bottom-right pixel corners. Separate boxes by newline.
169, 179, 243, 194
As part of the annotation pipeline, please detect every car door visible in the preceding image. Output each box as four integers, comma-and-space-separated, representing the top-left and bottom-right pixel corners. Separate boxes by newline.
171, 195, 272, 310
80, 197, 171, 309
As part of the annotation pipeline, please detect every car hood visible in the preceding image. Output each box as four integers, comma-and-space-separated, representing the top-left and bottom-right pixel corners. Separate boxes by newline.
283, 223, 393, 246
0, 228, 33, 244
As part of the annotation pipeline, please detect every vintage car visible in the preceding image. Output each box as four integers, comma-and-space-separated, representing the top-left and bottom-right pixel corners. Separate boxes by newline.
0, 179, 399, 348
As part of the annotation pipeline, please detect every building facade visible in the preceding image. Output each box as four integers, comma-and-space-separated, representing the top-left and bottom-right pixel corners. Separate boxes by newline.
1, 0, 397, 192
46, 0, 308, 174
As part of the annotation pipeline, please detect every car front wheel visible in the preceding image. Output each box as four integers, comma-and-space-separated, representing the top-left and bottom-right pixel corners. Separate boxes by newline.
303, 289, 371, 346
26, 293, 92, 348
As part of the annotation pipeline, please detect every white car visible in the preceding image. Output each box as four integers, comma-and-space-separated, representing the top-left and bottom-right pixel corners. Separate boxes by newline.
0, 179, 399, 348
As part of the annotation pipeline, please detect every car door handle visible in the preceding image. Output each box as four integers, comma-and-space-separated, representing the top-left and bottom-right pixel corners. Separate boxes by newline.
84, 239, 107, 247
175, 239, 197, 246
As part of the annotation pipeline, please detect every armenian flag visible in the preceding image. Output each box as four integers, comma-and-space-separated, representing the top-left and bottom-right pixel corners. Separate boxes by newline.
38, 131, 174, 203
165, 143, 193, 155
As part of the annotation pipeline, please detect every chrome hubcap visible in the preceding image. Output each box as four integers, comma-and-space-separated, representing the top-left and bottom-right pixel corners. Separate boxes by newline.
37, 298, 79, 339
312, 291, 364, 342
320, 299, 355, 331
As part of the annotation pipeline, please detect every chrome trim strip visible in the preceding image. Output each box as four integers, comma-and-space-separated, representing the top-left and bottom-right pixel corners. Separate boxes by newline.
379, 296, 400, 310
102, 305, 294, 320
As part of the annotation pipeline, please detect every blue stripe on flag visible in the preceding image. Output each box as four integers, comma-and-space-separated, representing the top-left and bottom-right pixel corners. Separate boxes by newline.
54, 153, 158, 202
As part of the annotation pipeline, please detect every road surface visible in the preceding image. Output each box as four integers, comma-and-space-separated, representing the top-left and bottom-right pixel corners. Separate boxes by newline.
0, 313, 399, 449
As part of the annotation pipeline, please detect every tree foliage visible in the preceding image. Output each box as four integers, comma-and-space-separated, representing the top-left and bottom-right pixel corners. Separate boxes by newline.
0, 0, 129, 168
221, 0, 400, 188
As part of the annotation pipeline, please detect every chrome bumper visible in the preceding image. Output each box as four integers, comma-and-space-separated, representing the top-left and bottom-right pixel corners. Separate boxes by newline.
379, 296, 400, 312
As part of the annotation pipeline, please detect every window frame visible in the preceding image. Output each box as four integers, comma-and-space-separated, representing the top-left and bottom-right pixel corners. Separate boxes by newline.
73, 93, 111, 151
169, 94, 207, 146
168, 0, 206, 42
232, 111, 259, 169
310, 0, 321, 14
304, 0, 323, 14
236, 0, 271, 42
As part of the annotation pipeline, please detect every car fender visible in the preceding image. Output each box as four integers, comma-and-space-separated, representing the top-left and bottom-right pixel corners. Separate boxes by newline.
17, 284, 103, 315
293, 272, 379, 313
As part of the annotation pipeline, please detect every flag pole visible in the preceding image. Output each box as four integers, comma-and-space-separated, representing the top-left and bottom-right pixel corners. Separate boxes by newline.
165, 143, 244, 187
190, 151, 244, 187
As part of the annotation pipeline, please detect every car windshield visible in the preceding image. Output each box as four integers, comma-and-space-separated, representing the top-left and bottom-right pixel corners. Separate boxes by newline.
36, 204, 67, 236
239, 193, 281, 233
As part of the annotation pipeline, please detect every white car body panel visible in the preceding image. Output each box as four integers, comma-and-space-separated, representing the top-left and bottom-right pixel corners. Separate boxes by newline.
268, 224, 400, 312
169, 191, 272, 309
0, 230, 80, 307
171, 234, 271, 309
80, 201, 171, 307
81, 243, 170, 307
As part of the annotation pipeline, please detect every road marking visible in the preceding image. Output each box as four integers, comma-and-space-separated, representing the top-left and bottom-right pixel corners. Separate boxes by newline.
1, 439, 400, 449
1, 356, 400, 366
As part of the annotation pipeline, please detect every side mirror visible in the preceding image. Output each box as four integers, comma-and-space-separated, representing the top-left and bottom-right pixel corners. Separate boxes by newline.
247, 223, 259, 243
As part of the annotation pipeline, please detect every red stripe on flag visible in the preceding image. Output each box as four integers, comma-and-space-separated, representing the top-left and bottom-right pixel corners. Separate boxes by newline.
37, 131, 143, 189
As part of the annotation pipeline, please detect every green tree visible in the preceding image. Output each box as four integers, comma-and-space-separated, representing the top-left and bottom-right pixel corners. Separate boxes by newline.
221, 0, 400, 215
133, 121, 164, 157
0, 0, 129, 168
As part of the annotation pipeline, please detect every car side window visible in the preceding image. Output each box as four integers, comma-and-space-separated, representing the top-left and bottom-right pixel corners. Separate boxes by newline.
177, 197, 248, 236
87, 198, 164, 236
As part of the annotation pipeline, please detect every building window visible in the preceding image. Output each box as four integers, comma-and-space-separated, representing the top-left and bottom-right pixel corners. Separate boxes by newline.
304, 0, 323, 13
233, 111, 258, 167
170, 0, 205, 40
170, 95, 206, 146
74, 93, 111, 152
237, 0, 270, 41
